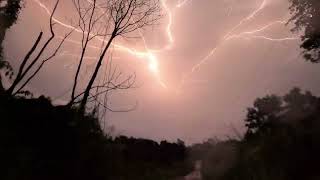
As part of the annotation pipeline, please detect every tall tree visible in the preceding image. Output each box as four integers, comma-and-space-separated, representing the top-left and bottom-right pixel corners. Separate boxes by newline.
288, 0, 320, 62
68, 0, 162, 113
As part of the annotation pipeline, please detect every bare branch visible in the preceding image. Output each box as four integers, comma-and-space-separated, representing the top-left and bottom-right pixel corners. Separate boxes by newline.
75, 0, 161, 113
13, 29, 75, 95
6, 0, 64, 95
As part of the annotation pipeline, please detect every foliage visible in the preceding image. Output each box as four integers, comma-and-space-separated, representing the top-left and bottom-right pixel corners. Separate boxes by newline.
0, 94, 190, 180
188, 139, 239, 180
288, 0, 320, 62
189, 88, 320, 180
0, 0, 23, 62
0, 0, 23, 89
234, 88, 320, 180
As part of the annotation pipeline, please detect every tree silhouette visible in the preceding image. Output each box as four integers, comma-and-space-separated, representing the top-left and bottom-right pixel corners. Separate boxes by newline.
186, 88, 320, 180
0, 2, 188, 179
0, 93, 190, 179
67, 0, 162, 114
4, 0, 74, 95
245, 94, 282, 138
0, 0, 22, 61
238, 88, 320, 180
245, 88, 318, 139
0, 0, 23, 90
0, 0, 162, 115
288, 0, 320, 62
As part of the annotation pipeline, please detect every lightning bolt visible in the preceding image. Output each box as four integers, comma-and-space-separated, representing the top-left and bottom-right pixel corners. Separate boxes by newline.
33, 0, 298, 94
177, 0, 299, 92
161, 0, 174, 48
226, 20, 287, 40
223, 0, 267, 39
177, 0, 192, 8
33, 0, 174, 89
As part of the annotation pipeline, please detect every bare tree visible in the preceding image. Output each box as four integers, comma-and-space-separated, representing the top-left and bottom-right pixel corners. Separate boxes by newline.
71, 58, 137, 112
69, 0, 108, 104
3, 0, 161, 115
5, 0, 74, 95
68, 0, 162, 113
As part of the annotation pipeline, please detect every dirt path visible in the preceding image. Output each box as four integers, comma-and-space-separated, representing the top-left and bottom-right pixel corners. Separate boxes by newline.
184, 160, 202, 180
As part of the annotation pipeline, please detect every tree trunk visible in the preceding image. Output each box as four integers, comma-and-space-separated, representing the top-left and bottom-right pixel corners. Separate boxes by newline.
78, 34, 115, 114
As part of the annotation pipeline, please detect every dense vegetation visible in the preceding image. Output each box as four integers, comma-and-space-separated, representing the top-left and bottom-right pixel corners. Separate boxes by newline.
2, 85, 320, 180
189, 88, 320, 180
288, 0, 320, 62
0, 92, 191, 180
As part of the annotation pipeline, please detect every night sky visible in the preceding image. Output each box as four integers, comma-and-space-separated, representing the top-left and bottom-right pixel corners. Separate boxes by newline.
4, 0, 320, 143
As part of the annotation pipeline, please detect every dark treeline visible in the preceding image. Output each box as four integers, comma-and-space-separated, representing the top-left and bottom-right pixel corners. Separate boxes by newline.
0, 94, 192, 180
188, 88, 320, 180
2, 86, 320, 179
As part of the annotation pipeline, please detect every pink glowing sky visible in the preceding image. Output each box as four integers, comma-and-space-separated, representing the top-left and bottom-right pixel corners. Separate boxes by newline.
4, 0, 320, 143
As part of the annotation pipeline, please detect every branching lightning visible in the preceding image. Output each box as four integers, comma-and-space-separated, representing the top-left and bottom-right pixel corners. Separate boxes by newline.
177, 0, 299, 92
33, 0, 298, 93
161, 0, 174, 47
177, 0, 192, 8
33, 0, 172, 88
